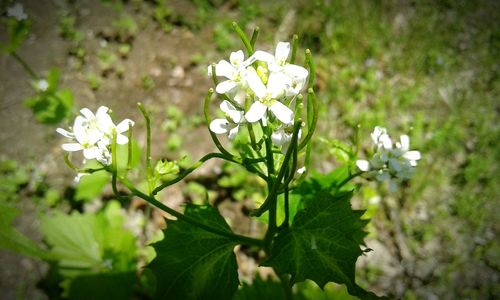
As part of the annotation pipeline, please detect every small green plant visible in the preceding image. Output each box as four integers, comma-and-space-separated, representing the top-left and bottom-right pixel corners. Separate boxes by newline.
140, 74, 155, 90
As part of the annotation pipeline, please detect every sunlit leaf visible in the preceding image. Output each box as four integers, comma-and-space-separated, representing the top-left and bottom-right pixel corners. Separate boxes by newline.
74, 170, 109, 202
40, 202, 137, 281
263, 190, 384, 299
149, 204, 239, 300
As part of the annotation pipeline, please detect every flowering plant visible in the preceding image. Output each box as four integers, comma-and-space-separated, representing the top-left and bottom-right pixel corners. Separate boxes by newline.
57, 23, 420, 299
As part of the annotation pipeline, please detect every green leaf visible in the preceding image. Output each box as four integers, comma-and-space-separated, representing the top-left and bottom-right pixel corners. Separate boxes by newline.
40, 203, 137, 280
46, 68, 60, 93
233, 275, 285, 300
263, 191, 384, 299
68, 272, 136, 300
297, 167, 355, 196
24, 87, 73, 124
74, 169, 109, 202
0, 201, 45, 258
2, 18, 31, 53
149, 204, 239, 300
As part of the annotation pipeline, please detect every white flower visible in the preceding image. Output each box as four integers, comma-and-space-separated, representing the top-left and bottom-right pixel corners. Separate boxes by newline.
251, 42, 308, 96
371, 126, 392, 150
208, 50, 253, 103
37, 79, 49, 91
297, 166, 306, 174
245, 67, 294, 125
356, 160, 370, 172
356, 126, 421, 191
7, 3, 27, 21
271, 123, 301, 153
209, 100, 244, 140
395, 135, 421, 166
57, 106, 134, 166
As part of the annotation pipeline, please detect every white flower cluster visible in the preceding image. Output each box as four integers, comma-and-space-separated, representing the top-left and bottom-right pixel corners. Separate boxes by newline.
57, 106, 134, 166
208, 42, 308, 151
6, 3, 27, 21
356, 126, 421, 192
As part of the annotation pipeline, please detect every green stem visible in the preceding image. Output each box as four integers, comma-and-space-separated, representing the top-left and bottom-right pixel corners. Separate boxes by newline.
298, 90, 318, 150
334, 171, 364, 190
120, 176, 264, 247
64, 153, 105, 174
290, 34, 298, 64
63, 153, 79, 172
281, 185, 290, 228
153, 153, 233, 195
305, 49, 315, 90
252, 121, 301, 217
263, 191, 277, 252
111, 130, 120, 197
232, 22, 253, 55
11, 51, 38, 79
250, 26, 260, 49
284, 139, 298, 186
263, 125, 275, 175
138, 103, 153, 193
277, 272, 293, 300
127, 123, 133, 170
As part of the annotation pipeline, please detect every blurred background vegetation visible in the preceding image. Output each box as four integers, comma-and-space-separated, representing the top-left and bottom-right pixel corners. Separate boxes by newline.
0, 0, 498, 299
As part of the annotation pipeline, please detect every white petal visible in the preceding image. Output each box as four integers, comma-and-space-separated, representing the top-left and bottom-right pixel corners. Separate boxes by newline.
261, 114, 268, 126
56, 128, 73, 138
216, 80, 238, 94
83, 147, 100, 160
283, 64, 309, 79
371, 126, 386, 144
209, 119, 230, 134
245, 101, 267, 123
297, 167, 306, 174
62, 143, 83, 152
267, 72, 288, 98
275, 42, 290, 64
97, 113, 114, 133
356, 160, 370, 171
380, 134, 393, 149
74, 173, 89, 183
80, 108, 95, 119
399, 135, 410, 151
207, 65, 213, 76
270, 101, 294, 124
228, 125, 239, 140
96, 106, 109, 118
404, 150, 421, 161
234, 90, 246, 105
246, 67, 267, 99
116, 134, 129, 144
220, 101, 243, 123
230, 50, 244, 66
116, 119, 134, 133
271, 129, 286, 146
250, 51, 275, 64
215, 60, 235, 78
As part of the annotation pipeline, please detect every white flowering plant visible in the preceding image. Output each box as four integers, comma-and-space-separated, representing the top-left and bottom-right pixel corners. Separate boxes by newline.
1, 5, 74, 124
55, 23, 421, 299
